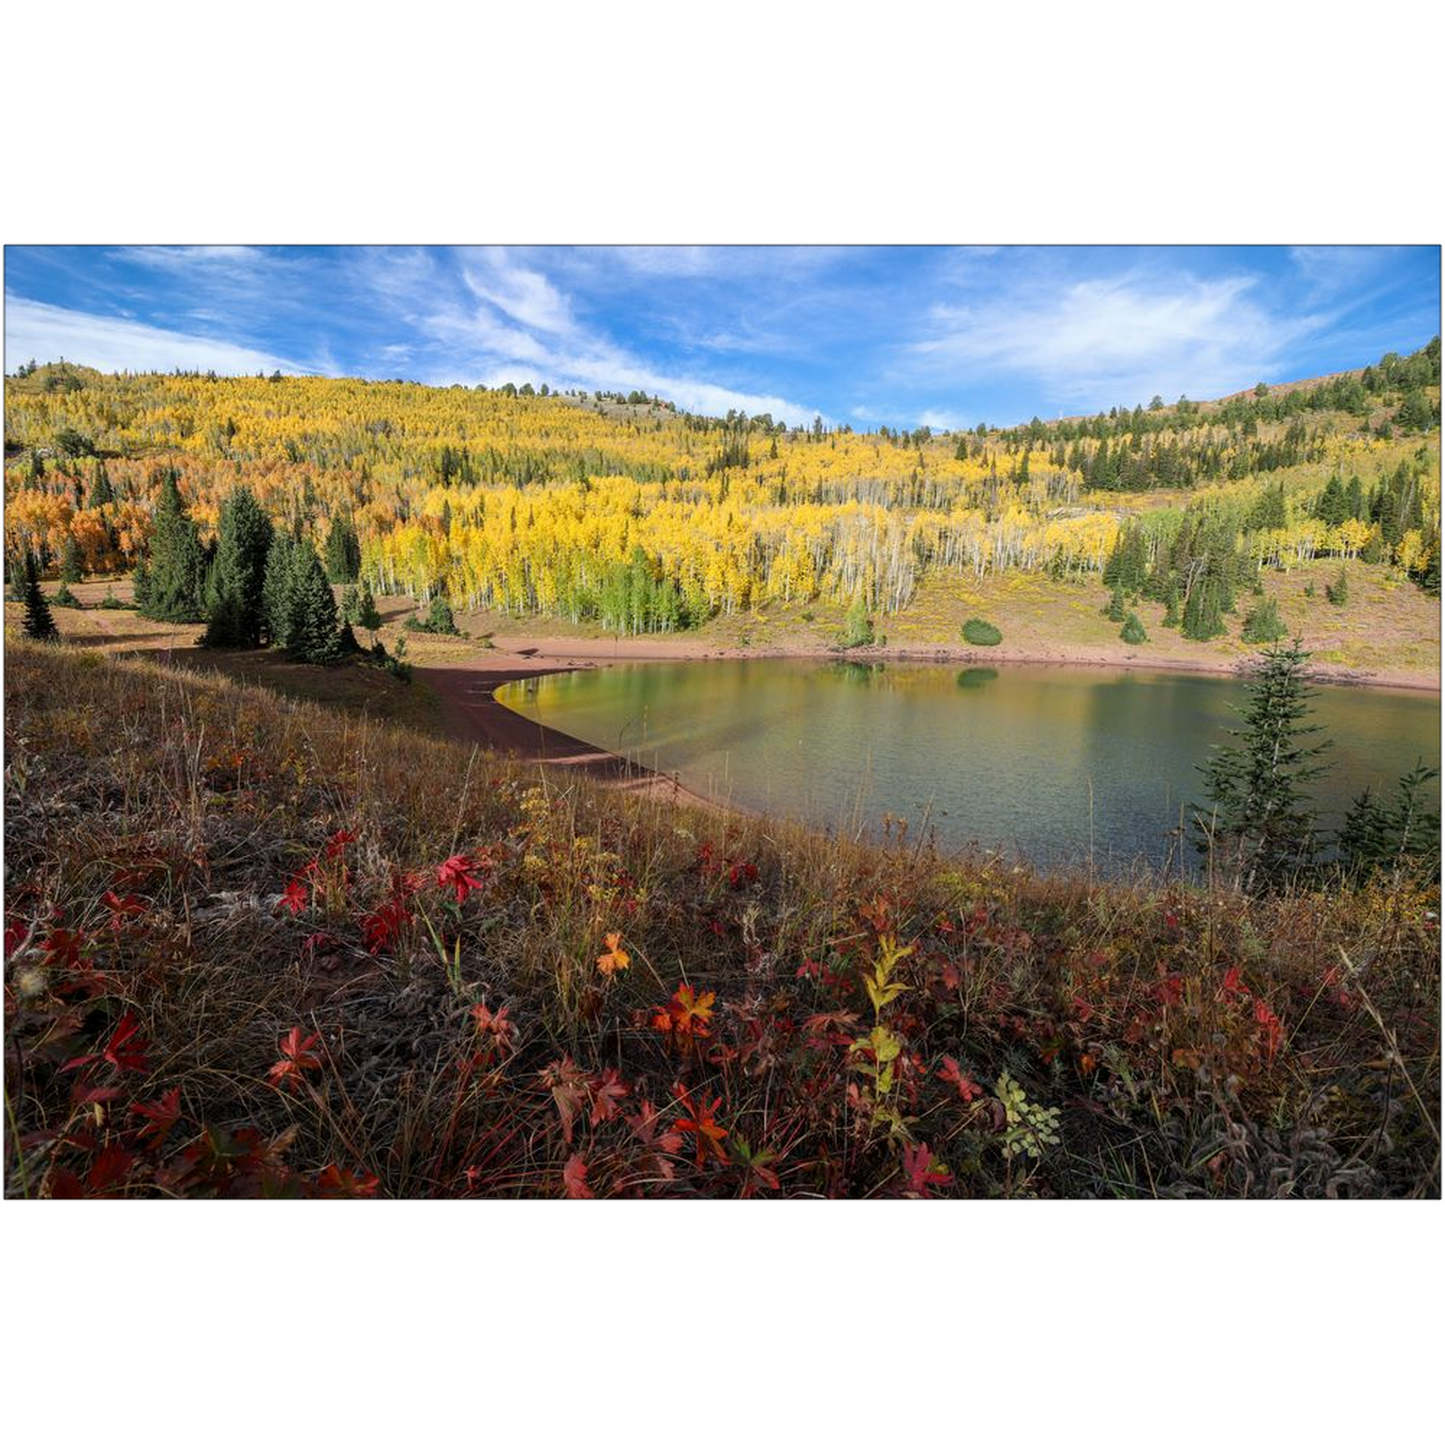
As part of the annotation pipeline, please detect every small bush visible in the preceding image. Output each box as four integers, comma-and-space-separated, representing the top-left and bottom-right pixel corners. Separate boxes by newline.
1120, 612, 1148, 645
52, 584, 84, 609
97, 588, 128, 610
1325, 569, 1349, 607
962, 618, 1002, 647
1241, 598, 1287, 644
405, 595, 461, 636
837, 594, 875, 649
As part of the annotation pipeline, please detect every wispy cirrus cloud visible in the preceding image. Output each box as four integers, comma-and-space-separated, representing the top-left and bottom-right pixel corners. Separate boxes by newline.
4, 245, 1436, 428
363, 247, 824, 423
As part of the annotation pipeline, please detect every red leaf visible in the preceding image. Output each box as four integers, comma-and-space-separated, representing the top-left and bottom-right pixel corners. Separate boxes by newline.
562, 1154, 595, 1199
87, 1144, 135, 1194
131, 1087, 183, 1147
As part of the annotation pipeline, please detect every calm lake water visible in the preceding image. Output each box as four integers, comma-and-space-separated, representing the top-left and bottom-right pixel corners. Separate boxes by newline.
497, 660, 1441, 871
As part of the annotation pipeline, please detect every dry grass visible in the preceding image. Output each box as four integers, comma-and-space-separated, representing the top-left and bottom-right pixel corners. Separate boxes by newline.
4, 639, 1439, 1198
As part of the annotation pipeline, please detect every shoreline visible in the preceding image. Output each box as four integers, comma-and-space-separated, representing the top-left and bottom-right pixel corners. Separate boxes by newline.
417, 635, 1441, 787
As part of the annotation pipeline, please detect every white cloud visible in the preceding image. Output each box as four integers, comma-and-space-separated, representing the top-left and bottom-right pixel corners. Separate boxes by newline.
117, 245, 266, 272
459, 248, 577, 335
905, 272, 1325, 407
5, 296, 314, 376
363, 248, 823, 424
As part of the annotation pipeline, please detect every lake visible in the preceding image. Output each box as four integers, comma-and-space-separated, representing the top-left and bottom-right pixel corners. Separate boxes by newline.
497, 659, 1441, 871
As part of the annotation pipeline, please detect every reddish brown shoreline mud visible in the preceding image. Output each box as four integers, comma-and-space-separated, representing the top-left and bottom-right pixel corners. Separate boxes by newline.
417, 657, 719, 809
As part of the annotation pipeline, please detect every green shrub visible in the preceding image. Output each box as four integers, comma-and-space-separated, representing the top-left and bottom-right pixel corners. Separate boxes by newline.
52, 583, 84, 609
962, 618, 1002, 646
1241, 598, 1287, 644
837, 594, 875, 648
405, 594, 461, 636
1325, 568, 1349, 607
1120, 612, 1148, 645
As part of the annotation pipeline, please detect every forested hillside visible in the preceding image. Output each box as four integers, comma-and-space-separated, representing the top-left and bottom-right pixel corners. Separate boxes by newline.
4, 339, 1440, 641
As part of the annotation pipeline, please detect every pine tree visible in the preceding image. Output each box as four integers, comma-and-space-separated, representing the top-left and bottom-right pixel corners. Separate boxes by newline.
287, 546, 344, 664
1182, 572, 1226, 641
1120, 612, 1148, 645
323, 513, 362, 583
1241, 597, 1287, 644
263, 532, 306, 650
1104, 584, 1127, 623
1337, 763, 1440, 882
1162, 579, 1181, 628
343, 578, 383, 639
1325, 568, 1349, 607
203, 486, 275, 647
20, 551, 59, 641
130, 560, 151, 611
91, 458, 115, 507
1193, 640, 1331, 893
140, 469, 206, 622
60, 533, 83, 583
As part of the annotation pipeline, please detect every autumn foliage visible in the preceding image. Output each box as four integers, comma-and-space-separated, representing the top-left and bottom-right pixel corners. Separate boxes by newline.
4, 640, 1438, 1199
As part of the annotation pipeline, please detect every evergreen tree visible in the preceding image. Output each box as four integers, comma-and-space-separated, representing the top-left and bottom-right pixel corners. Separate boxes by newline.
130, 560, 151, 611
1181, 572, 1226, 641
1241, 597, 1287, 644
1315, 475, 1348, 527
1337, 763, 1440, 882
20, 551, 59, 641
342, 578, 383, 638
60, 533, 83, 583
140, 469, 206, 622
1193, 640, 1331, 893
1325, 568, 1349, 607
323, 512, 362, 583
1162, 580, 1181, 628
1120, 612, 1148, 645
263, 532, 306, 650
90, 458, 115, 507
287, 546, 344, 664
203, 486, 275, 647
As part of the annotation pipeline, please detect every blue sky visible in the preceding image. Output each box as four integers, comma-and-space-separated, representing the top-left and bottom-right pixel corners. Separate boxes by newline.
4, 245, 1439, 429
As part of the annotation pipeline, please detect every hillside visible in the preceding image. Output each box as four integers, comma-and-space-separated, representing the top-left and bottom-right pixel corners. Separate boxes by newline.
4, 639, 1438, 1198
3, 341, 1440, 686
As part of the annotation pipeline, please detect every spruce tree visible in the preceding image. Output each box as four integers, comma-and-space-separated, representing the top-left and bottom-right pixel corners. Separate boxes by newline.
20, 551, 60, 641
1337, 763, 1440, 883
262, 533, 305, 649
287, 546, 344, 664
1120, 612, 1148, 645
91, 458, 115, 507
203, 486, 274, 647
1193, 640, 1331, 893
140, 469, 206, 622
341, 578, 383, 639
60, 534, 83, 584
1182, 572, 1226, 640
1241, 597, 1287, 644
323, 513, 362, 583
130, 560, 151, 611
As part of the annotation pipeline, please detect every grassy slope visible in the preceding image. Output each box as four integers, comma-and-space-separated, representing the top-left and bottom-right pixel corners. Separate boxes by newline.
4, 640, 1438, 1198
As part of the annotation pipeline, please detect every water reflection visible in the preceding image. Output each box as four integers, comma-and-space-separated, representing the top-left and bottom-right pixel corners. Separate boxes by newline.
498, 660, 1440, 873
